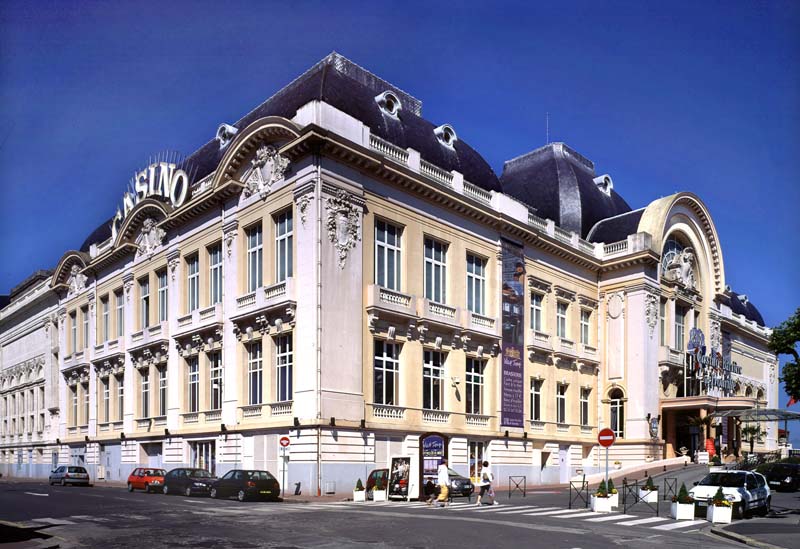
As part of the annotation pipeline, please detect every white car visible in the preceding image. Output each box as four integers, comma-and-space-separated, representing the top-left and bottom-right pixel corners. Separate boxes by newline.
689, 470, 771, 518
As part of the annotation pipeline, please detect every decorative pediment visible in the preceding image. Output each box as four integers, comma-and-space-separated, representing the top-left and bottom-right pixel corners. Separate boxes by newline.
51, 251, 91, 294
63, 365, 90, 386
577, 295, 598, 309
242, 145, 290, 200
553, 285, 576, 301
135, 217, 166, 258
113, 199, 170, 251
527, 275, 552, 294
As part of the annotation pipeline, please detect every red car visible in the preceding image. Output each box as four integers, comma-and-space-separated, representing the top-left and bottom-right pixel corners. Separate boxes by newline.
127, 468, 167, 493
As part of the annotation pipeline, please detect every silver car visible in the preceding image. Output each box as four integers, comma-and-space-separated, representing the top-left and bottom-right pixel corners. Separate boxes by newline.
49, 465, 91, 486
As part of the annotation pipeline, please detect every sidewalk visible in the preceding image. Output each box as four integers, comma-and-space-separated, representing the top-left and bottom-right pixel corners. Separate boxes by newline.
711, 513, 800, 549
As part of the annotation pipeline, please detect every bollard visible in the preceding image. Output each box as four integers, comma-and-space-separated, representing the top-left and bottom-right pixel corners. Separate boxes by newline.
663, 465, 666, 472
294, 482, 302, 496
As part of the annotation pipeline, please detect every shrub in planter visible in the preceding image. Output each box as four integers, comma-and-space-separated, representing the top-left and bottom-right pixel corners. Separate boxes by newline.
639, 476, 658, 503
607, 478, 619, 508
591, 479, 613, 512
373, 478, 387, 502
706, 486, 732, 524
670, 483, 695, 520
353, 478, 366, 502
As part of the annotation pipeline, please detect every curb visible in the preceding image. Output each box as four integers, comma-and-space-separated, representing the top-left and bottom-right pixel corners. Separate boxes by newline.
710, 525, 786, 549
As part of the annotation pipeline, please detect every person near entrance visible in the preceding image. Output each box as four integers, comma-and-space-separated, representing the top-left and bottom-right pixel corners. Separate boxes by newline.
433, 458, 449, 507
475, 460, 496, 506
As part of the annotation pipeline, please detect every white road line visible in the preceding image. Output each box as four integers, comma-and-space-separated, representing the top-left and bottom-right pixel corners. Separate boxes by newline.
32, 518, 76, 525
583, 513, 636, 522
523, 509, 590, 516
474, 505, 538, 513
495, 507, 551, 515
551, 511, 600, 519
24, 492, 49, 497
614, 517, 670, 526
650, 520, 707, 530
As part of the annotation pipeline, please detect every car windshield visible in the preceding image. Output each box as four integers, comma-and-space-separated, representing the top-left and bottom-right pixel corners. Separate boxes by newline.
68, 467, 86, 473
447, 468, 462, 477
146, 469, 166, 476
698, 473, 745, 487
771, 465, 796, 475
247, 471, 275, 481
190, 469, 212, 478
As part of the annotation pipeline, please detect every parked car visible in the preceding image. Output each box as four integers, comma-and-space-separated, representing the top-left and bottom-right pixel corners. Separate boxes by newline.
49, 465, 91, 486
689, 470, 771, 518
759, 463, 800, 492
162, 468, 216, 496
365, 468, 389, 500
446, 468, 475, 499
210, 469, 281, 501
127, 468, 167, 493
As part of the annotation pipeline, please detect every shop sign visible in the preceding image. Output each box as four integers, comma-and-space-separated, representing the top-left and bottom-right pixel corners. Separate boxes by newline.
500, 239, 525, 428
110, 160, 193, 241
687, 328, 742, 397
421, 434, 445, 487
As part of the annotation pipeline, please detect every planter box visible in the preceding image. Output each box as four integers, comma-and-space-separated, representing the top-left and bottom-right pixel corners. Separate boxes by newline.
373, 489, 387, 502
706, 504, 732, 524
353, 490, 366, 502
608, 492, 619, 508
591, 495, 613, 513
639, 489, 658, 503
671, 501, 695, 520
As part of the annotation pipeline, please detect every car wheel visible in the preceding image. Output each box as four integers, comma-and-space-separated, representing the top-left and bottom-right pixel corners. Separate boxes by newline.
237, 490, 247, 502
61, 479, 66, 487
127, 482, 134, 492
144, 483, 150, 493
210, 488, 217, 499
185, 487, 192, 497
163, 485, 169, 495
733, 502, 744, 519
760, 497, 771, 516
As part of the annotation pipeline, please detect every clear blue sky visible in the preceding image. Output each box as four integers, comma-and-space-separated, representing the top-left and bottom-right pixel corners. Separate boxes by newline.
1, 2, 798, 439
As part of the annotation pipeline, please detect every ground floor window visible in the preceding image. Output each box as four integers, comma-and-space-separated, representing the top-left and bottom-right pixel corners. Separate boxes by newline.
275, 334, 293, 402
190, 440, 216, 475
609, 388, 625, 438
556, 383, 567, 424
468, 440, 485, 480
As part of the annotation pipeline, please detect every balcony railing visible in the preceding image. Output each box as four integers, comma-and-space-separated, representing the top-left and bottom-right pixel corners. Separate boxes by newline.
369, 134, 409, 164
463, 310, 499, 338
129, 322, 168, 349
371, 404, 406, 420
98, 422, 110, 432
174, 305, 222, 337
153, 416, 167, 426
463, 181, 492, 204
204, 410, 221, 422
241, 404, 263, 419
465, 414, 490, 427
529, 330, 552, 351
530, 420, 545, 431
136, 418, 151, 430
420, 160, 453, 187
419, 299, 460, 328
182, 412, 199, 424
234, 279, 295, 320
270, 402, 292, 417
422, 410, 450, 424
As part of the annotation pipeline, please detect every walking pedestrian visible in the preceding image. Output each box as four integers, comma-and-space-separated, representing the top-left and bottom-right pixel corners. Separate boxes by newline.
475, 460, 497, 506
435, 458, 450, 507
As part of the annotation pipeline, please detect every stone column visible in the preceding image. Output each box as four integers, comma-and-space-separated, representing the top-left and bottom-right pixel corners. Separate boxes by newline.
166, 249, 181, 431
221, 219, 239, 427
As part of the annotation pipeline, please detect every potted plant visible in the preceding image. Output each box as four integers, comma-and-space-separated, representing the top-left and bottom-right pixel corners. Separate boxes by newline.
613, 460, 622, 470
591, 479, 613, 513
353, 478, 366, 502
706, 486, 733, 524
372, 477, 387, 502
607, 477, 619, 508
638, 476, 658, 503
670, 483, 695, 520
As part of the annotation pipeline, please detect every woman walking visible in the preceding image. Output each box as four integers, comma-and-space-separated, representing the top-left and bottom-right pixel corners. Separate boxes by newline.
475, 460, 495, 506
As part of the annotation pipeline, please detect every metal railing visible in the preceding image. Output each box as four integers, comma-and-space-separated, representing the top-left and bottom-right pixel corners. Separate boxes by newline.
569, 477, 589, 509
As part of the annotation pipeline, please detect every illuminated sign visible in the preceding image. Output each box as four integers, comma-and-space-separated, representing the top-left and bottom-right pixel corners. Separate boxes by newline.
687, 328, 742, 397
110, 161, 192, 241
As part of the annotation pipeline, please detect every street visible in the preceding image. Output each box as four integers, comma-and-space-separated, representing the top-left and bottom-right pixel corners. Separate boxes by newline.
0, 478, 766, 549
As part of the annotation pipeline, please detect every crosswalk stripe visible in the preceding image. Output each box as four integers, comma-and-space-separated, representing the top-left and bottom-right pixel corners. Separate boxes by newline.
614, 517, 670, 526
583, 513, 636, 522
473, 505, 538, 513
551, 511, 600, 518
523, 509, 589, 516
494, 507, 550, 514
650, 520, 707, 530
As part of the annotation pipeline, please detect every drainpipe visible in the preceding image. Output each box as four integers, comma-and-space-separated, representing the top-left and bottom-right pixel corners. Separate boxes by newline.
316, 156, 323, 496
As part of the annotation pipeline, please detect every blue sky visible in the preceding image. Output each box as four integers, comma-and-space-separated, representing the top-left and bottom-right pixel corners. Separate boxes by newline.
1, 2, 798, 440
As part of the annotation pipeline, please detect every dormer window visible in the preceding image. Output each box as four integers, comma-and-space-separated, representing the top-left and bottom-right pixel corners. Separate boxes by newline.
375, 91, 401, 117
593, 174, 614, 196
216, 123, 238, 149
434, 124, 457, 148
738, 294, 749, 305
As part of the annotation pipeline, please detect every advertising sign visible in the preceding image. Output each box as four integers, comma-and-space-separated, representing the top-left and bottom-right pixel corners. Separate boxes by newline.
388, 456, 411, 499
686, 328, 742, 397
421, 434, 445, 488
500, 239, 525, 428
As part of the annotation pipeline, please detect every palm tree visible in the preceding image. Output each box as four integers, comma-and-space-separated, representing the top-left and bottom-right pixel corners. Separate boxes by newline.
688, 415, 713, 440
740, 425, 766, 455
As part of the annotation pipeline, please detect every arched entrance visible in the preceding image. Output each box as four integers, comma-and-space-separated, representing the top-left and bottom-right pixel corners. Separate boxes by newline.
418, 432, 448, 501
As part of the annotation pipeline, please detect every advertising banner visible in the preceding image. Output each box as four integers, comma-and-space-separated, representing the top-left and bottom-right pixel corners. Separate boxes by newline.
500, 239, 525, 428
421, 434, 445, 487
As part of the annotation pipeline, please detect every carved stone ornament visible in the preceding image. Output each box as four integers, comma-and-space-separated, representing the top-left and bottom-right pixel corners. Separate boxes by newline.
168, 257, 180, 280
645, 293, 659, 337
325, 188, 361, 268
709, 319, 721, 353
244, 145, 290, 200
124, 279, 134, 302
135, 218, 166, 258
296, 193, 311, 226
664, 247, 696, 290
67, 264, 88, 296
607, 292, 624, 319
224, 230, 237, 257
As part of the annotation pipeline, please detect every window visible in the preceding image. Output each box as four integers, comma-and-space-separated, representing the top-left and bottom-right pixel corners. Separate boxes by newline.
275, 334, 293, 402
373, 340, 399, 405
115, 291, 124, 338
556, 383, 567, 424
70, 387, 78, 427
82, 383, 89, 424
375, 220, 402, 291
187, 357, 199, 413
116, 375, 124, 421
422, 350, 444, 410
424, 238, 447, 303
158, 366, 167, 417
187, 255, 200, 312
580, 388, 590, 426
557, 302, 568, 338
101, 297, 109, 343
275, 210, 293, 282
580, 310, 591, 345
70, 312, 77, 353
209, 244, 223, 305
102, 379, 110, 423
139, 278, 150, 329
140, 370, 150, 418
209, 352, 222, 410
466, 254, 485, 315
609, 388, 625, 438
247, 343, 262, 405
465, 358, 484, 414
530, 379, 542, 421
531, 293, 543, 332
246, 224, 263, 292
675, 305, 686, 350
659, 300, 666, 346
82, 307, 89, 349
157, 270, 168, 322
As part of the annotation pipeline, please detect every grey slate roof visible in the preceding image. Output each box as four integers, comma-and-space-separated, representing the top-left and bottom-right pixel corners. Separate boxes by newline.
720, 290, 766, 326
586, 208, 645, 243
500, 142, 632, 239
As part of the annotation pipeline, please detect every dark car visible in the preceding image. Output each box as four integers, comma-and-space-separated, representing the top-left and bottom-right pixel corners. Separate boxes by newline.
210, 469, 281, 501
446, 468, 474, 499
760, 463, 800, 492
365, 468, 389, 500
162, 468, 216, 496
49, 465, 91, 486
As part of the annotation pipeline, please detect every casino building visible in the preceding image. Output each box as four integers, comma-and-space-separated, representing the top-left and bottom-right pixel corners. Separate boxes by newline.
0, 53, 779, 492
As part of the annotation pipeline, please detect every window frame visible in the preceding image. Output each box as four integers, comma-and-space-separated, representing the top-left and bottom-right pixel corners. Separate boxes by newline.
422, 349, 445, 411
373, 339, 399, 405
374, 219, 402, 291
556, 301, 569, 339
466, 253, 486, 315
208, 243, 223, 305
247, 342, 263, 406
275, 210, 293, 283
209, 352, 222, 411
187, 357, 200, 413
186, 255, 200, 313
465, 358, 484, 415
246, 224, 263, 293
580, 387, 590, 426
580, 309, 591, 345
556, 383, 568, 424
423, 237, 448, 304
139, 277, 150, 329
530, 378, 542, 421
157, 269, 168, 322
275, 334, 293, 402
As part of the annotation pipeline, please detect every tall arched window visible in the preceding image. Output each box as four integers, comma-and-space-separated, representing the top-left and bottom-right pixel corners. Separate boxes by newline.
609, 388, 625, 438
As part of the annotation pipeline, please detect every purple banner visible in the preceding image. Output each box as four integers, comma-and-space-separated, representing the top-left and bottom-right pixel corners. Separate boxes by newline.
500, 240, 525, 428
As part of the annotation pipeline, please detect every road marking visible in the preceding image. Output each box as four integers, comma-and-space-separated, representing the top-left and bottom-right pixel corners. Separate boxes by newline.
583, 513, 636, 522
523, 509, 590, 516
614, 517, 670, 526
650, 519, 707, 530
32, 518, 76, 525
24, 492, 49, 497
551, 511, 600, 518
473, 505, 538, 513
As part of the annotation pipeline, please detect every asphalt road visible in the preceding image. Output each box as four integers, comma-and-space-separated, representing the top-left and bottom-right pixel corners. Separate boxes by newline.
0, 479, 751, 549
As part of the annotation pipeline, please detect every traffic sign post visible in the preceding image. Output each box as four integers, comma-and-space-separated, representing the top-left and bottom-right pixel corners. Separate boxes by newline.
279, 437, 290, 497
598, 428, 616, 487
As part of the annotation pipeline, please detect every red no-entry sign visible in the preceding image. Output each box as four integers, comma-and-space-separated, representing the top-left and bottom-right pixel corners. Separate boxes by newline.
598, 428, 616, 448
280, 436, 291, 448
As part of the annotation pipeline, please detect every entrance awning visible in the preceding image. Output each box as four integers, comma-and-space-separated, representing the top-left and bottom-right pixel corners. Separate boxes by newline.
709, 408, 800, 422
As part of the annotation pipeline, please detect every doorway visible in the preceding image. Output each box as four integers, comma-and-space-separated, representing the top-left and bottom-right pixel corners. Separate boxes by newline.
558, 445, 570, 483
468, 440, 486, 481
190, 441, 216, 474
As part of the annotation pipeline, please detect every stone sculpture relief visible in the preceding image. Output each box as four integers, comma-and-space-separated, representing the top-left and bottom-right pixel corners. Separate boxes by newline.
244, 145, 290, 200
296, 193, 311, 226
645, 293, 659, 337
136, 218, 166, 258
709, 319, 721, 352
325, 188, 361, 268
67, 264, 88, 296
664, 247, 696, 290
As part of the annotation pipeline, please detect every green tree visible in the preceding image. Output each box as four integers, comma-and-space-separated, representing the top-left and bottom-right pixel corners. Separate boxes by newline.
741, 424, 766, 454
768, 307, 800, 404
688, 414, 713, 440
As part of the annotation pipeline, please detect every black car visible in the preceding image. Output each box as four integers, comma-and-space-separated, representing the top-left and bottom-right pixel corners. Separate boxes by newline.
162, 468, 216, 496
760, 463, 800, 492
210, 469, 281, 501
446, 468, 474, 499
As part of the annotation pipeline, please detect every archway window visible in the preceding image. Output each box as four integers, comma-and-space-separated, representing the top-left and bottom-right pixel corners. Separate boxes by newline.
609, 388, 625, 438
756, 389, 764, 402
661, 236, 684, 276
745, 386, 753, 398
